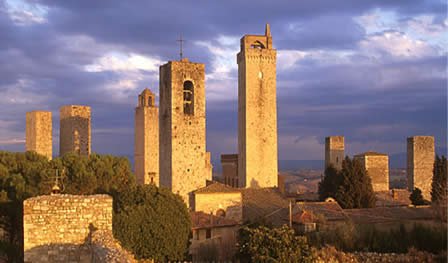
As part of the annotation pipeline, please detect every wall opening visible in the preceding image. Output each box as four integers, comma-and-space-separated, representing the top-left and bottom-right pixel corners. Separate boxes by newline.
74, 130, 80, 154
250, 40, 265, 49
183, 80, 194, 115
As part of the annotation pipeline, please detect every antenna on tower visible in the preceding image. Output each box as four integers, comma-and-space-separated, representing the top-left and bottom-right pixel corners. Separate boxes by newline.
177, 34, 185, 60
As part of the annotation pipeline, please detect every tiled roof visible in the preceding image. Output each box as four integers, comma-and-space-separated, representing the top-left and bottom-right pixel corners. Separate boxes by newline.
241, 188, 291, 226
194, 181, 241, 194
354, 151, 388, 157
296, 201, 348, 222
190, 211, 239, 230
344, 206, 435, 224
375, 189, 412, 207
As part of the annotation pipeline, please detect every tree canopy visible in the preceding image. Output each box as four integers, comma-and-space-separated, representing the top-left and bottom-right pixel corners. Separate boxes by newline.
431, 155, 447, 204
113, 184, 191, 261
318, 157, 375, 209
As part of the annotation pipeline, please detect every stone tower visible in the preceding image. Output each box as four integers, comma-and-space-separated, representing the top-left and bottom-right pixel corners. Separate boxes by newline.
134, 88, 159, 185
407, 136, 435, 200
354, 152, 389, 192
26, 111, 52, 159
325, 136, 344, 170
159, 58, 211, 205
237, 24, 278, 188
59, 105, 91, 156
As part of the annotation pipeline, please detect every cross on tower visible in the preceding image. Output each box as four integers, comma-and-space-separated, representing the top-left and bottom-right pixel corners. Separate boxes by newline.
176, 34, 185, 60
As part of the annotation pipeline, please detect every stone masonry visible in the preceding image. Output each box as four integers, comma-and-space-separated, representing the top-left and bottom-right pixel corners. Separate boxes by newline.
407, 136, 435, 200
59, 105, 91, 156
354, 152, 389, 192
134, 88, 159, 185
221, 154, 239, 188
23, 194, 112, 262
325, 136, 344, 170
238, 24, 278, 188
26, 111, 52, 160
159, 58, 211, 206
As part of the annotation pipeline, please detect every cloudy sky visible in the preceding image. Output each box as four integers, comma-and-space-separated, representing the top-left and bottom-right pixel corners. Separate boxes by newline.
0, 0, 446, 167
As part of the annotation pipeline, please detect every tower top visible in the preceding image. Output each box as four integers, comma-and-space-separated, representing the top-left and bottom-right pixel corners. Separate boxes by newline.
138, 88, 156, 107
265, 23, 271, 37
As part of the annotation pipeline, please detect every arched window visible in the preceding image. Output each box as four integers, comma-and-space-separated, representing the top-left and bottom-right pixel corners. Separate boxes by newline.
216, 209, 226, 217
148, 96, 153, 107
183, 80, 194, 115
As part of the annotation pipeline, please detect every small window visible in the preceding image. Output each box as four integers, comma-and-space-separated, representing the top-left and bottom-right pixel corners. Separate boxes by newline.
216, 209, 226, 217
74, 130, 80, 154
183, 81, 194, 115
250, 41, 265, 49
205, 228, 211, 239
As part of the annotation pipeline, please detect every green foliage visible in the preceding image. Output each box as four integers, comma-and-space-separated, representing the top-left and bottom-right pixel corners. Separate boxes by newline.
319, 157, 376, 208
318, 165, 340, 201
237, 225, 316, 263
431, 155, 447, 204
307, 223, 447, 254
410, 188, 426, 206
112, 184, 191, 261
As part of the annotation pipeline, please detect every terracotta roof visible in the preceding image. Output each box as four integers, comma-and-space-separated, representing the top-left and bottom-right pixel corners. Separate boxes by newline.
354, 151, 388, 157
241, 188, 290, 226
190, 211, 239, 230
296, 201, 348, 222
292, 210, 315, 224
375, 189, 412, 207
194, 181, 241, 194
344, 207, 435, 224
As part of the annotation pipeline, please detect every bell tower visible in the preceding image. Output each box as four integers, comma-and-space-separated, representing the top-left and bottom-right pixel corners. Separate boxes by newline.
237, 24, 278, 188
159, 58, 211, 205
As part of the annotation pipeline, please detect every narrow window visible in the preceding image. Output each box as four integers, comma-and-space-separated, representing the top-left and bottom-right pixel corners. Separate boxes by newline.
183, 81, 194, 115
74, 130, 80, 154
205, 228, 211, 239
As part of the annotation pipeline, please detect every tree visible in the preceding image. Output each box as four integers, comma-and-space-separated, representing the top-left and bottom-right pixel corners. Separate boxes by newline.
318, 165, 341, 201
410, 188, 426, 206
431, 155, 447, 204
237, 225, 316, 263
320, 157, 375, 208
112, 184, 191, 261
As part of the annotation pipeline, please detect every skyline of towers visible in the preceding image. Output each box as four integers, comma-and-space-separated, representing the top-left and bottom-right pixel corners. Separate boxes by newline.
237, 24, 278, 188
159, 58, 211, 205
25, 111, 52, 160
134, 88, 159, 185
59, 105, 91, 156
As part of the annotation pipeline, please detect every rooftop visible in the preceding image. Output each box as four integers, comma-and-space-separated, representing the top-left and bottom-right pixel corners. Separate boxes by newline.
190, 211, 239, 230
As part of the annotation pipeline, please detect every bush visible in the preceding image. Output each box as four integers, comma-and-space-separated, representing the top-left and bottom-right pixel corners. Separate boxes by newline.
410, 188, 427, 206
112, 184, 191, 261
237, 225, 316, 262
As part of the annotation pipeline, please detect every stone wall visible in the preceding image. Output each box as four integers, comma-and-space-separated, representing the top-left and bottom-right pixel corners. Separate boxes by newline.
59, 105, 91, 156
354, 152, 389, 192
325, 136, 344, 170
26, 111, 52, 159
135, 88, 159, 185
159, 59, 210, 205
23, 194, 112, 262
407, 136, 435, 200
237, 25, 278, 188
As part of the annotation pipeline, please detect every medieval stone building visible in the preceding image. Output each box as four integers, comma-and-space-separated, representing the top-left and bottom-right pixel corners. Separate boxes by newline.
221, 154, 239, 188
237, 24, 278, 188
25, 111, 52, 160
134, 88, 159, 185
325, 136, 344, 170
354, 152, 389, 192
407, 136, 435, 200
59, 105, 91, 156
159, 58, 212, 206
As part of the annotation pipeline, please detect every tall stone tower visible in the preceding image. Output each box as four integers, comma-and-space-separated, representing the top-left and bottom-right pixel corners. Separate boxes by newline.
237, 24, 278, 188
26, 111, 52, 159
134, 88, 159, 185
354, 152, 389, 192
325, 136, 345, 170
59, 105, 91, 156
159, 58, 211, 205
407, 136, 435, 200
